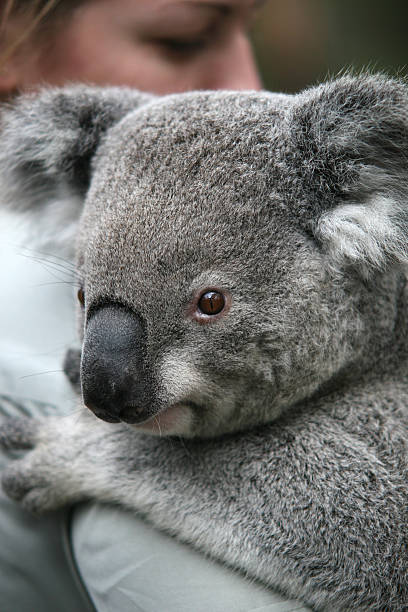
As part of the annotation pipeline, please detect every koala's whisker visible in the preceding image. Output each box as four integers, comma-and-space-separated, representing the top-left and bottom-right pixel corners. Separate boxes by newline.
18, 369, 65, 380
33, 264, 79, 285
153, 416, 162, 437
20, 258, 79, 283
27, 255, 78, 277
18, 251, 80, 282
34, 280, 80, 288
18, 245, 77, 269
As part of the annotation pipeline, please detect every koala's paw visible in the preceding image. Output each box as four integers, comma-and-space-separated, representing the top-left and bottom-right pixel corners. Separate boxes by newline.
0, 418, 72, 514
1, 461, 56, 514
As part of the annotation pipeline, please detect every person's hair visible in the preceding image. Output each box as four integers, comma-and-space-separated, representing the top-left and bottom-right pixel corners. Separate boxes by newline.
0, 0, 84, 65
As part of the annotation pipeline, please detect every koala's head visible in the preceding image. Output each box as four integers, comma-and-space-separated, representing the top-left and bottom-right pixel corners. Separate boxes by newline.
2, 76, 408, 437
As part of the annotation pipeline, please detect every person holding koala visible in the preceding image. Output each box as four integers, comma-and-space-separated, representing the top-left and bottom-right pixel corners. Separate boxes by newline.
0, 2, 311, 612
1, 4, 407, 612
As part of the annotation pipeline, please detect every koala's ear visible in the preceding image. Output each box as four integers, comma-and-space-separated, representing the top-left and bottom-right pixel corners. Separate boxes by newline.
289, 74, 408, 275
0, 85, 154, 246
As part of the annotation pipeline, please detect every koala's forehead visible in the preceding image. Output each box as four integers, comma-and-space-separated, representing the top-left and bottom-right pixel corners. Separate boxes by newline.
79, 91, 296, 286
88, 89, 291, 201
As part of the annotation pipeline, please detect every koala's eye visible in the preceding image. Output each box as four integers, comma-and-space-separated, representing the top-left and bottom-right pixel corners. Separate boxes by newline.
197, 291, 225, 316
189, 287, 231, 323
77, 288, 85, 307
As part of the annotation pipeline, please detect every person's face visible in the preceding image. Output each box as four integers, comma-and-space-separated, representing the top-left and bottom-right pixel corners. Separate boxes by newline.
3, 0, 262, 95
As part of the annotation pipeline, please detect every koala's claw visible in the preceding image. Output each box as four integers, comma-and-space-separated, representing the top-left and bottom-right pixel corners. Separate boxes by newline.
0, 418, 39, 451
2, 454, 66, 514
2, 461, 35, 500
0, 418, 66, 513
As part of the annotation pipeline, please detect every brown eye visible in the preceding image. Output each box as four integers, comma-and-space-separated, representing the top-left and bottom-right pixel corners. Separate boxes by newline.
77, 288, 85, 307
198, 291, 225, 315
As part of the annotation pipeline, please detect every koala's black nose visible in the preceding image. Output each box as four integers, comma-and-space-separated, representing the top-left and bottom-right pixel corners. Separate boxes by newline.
81, 304, 150, 423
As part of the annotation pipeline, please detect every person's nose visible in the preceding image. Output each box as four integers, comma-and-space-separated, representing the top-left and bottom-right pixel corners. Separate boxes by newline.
203, 31, 262, 91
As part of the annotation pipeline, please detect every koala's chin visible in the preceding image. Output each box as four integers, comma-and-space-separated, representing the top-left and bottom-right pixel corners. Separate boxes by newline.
130, 403, 194, 436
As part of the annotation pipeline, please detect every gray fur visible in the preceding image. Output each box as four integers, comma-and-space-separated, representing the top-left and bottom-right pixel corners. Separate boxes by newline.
1, 75, 407, 610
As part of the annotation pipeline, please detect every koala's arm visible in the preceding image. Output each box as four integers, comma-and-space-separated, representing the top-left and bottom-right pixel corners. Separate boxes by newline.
1, 398, 407, 612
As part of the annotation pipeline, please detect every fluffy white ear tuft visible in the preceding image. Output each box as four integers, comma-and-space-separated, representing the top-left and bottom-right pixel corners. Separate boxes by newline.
0, 85, 155, 255
316, 196, 408, 275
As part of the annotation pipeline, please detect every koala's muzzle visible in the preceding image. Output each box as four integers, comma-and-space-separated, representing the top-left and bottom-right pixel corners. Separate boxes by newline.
81, 304, 152, 424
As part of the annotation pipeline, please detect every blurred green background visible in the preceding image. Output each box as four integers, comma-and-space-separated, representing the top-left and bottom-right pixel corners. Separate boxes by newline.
251, 0, 407, 92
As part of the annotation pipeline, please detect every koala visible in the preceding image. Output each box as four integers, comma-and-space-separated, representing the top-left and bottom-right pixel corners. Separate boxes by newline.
0, 75, 407, 611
